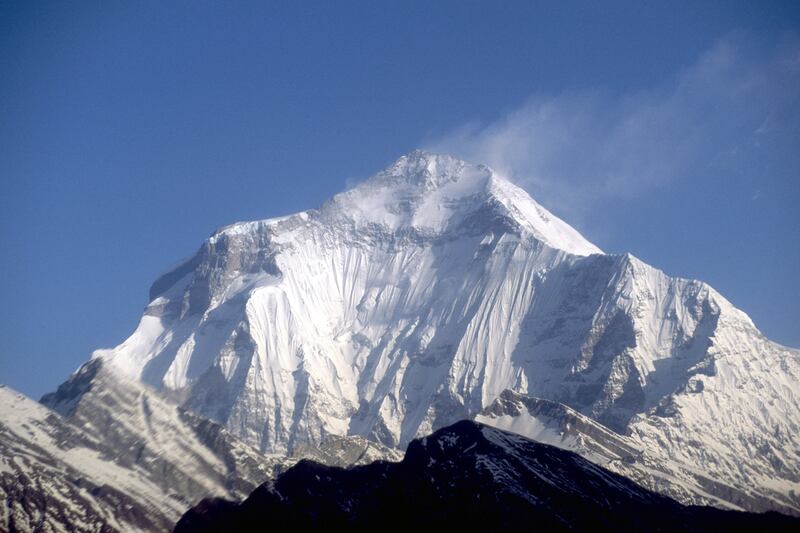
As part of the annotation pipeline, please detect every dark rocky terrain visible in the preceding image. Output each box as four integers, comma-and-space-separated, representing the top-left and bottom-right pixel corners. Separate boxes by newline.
176, 420, 800, 531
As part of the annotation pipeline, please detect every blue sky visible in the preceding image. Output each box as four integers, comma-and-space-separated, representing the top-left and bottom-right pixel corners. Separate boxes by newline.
1, 1, 798, 399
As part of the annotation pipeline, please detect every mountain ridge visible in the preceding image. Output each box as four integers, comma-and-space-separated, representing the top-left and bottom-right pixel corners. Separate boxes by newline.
175, 420, 800, 531
1, 357, 406, 532
476, 389, 784, 512
1, 372, 274, 532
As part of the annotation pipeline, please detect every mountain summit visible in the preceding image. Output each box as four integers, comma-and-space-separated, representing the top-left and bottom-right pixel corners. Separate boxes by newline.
318, 150, 601, 255
56, 151, 799, 514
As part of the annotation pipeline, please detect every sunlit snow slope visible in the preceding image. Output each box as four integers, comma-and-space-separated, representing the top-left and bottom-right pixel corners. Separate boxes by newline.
88, 150, 799, 513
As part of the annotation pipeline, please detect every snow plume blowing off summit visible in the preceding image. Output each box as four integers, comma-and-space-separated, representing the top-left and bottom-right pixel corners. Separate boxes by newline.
60, 151, 799, 514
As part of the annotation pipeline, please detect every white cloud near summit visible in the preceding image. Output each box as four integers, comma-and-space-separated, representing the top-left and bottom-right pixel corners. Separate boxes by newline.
427, 33, 800, 222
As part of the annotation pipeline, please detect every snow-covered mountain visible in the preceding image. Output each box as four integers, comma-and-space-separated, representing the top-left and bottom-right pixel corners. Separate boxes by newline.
55, 150, 800, 514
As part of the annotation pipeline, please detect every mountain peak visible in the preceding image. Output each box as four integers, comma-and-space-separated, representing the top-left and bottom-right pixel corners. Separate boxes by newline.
324, 150, 602, 256
202, 150, 600, 257
367, 149, 490, 190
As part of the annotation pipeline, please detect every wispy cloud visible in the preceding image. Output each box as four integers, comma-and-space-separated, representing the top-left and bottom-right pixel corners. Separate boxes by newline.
426, 33, 800, 223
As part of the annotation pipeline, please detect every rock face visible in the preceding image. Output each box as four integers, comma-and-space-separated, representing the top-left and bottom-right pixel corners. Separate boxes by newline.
290, 434, 403, 466
85, 150, 799, 513
175, 421, 800, 531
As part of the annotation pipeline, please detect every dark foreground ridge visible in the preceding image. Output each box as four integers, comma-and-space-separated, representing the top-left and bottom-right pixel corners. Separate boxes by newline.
175, 421, 799, 531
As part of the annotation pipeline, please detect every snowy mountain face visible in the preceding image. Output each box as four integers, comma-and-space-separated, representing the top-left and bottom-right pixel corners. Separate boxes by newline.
0, 359, 400, 533
63, 151, 800, 513
0, 360, 283, 532
175, 421, 800, 531
475, 390, 778, 512
1, 384, 160, 532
